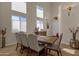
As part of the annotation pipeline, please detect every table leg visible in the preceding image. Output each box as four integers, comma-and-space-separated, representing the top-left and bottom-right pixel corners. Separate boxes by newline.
44, 44, 47, 56
2, 36, 5, 48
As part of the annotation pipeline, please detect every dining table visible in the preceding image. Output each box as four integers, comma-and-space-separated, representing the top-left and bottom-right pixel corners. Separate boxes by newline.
37, 35, 58, 55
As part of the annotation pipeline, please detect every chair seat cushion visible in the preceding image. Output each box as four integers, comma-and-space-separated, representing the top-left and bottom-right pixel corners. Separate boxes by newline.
38, 42, 45, 46
35, 45, 44, 52
47, 44, 59, 51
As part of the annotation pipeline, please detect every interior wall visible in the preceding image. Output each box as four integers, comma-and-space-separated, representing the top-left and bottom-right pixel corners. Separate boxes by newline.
50, 3, 60, 35
27, 2, 36, 34
49, 2, 79, 45
1, 2, 74, 46
0, 2, 17, 47
27, 2, 52, 36
0, 3, 2, 47
0, 2, 52, 46
60, 2, 79, 45
50, 2, 79, 45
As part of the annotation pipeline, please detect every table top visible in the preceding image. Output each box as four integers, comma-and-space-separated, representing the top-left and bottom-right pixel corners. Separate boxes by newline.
38, 36, 57, 45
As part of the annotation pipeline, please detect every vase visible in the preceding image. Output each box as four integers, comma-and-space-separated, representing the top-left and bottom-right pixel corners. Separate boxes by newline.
70, 39, 79, 49
2, 36, 5, 48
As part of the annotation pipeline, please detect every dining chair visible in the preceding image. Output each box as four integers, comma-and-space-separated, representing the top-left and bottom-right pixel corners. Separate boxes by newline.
20, 33, 29, 55
15, 32, 22, 51
15, 32, 25, 52
28, 34, 45, 56
47, 33, 63, 56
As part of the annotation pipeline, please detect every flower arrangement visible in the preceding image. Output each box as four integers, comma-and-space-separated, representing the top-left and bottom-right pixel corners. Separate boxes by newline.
45, 19, 49, 29
69, 27, 79, 41
1, 28, 6, 36
69, 27, 79, 48
0, 28, 7, 48
53, 16, 58, 20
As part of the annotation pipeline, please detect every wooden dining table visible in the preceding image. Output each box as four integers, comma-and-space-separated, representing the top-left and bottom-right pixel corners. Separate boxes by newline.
37, 35, 57, 55
38, 36, 57, 45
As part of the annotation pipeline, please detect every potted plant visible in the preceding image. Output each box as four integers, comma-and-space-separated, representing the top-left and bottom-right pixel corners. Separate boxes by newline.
1, 28, 6, 48
69, 27, 79, 49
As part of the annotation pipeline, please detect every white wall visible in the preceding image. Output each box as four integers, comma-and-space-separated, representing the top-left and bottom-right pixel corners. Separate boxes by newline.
27, 2, 36, 34
49, 3, 61, 36
0, 2, 52, 46
0, 2, 17, 47
1, 2, 76, 46
0, 4, 2, 47
49, 2, 79, 45
27, 2, 52, 35
60, 2, 79, 45
52, 20, 59, 35
50, 2, 79, 45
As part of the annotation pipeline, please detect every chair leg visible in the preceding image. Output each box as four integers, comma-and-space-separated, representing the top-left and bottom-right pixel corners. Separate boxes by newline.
44, 48, 47, 56
36, 52, 40, 56
29, 49, 32, 56
57, 51, 60, 56
48, 49, 51, 53
26, 48, 29, 56
59, 49, 62, 56
16, 43, 18, 51
27, 49, 30, 56
20, 45, 23, 54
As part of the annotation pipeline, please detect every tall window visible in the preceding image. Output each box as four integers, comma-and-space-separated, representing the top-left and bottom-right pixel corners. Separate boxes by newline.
12, 2, 26, 13
36, 20, 43, 31
36, 6, 43, 18
36, 6, 44, 31
11, 2, 27, 32
12, 15, 26, 32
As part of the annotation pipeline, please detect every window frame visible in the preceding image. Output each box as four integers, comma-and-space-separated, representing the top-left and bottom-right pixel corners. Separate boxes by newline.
12, 15, 27, 33
36, 6, 44, 31
11, 2, 27, 33
11, 2, 27, 14
36, 6, 44, 18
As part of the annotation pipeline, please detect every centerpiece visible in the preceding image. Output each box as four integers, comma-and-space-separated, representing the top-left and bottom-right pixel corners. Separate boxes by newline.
69, 27, 79, 49
1, 28, 6, 48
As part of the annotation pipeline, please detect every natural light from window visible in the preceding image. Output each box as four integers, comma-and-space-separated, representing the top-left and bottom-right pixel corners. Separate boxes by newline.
11, 2, 27, 32
36, 20, 43, 31
63, 48, 76, 54
36, 6, 44, 31
36, 6, 43, 18
12, 16, 20, 32
12, 2, 26, 13
12, 15, 26, 32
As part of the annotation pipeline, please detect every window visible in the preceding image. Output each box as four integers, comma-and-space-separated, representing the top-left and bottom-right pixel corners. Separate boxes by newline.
36, 20, 43, 31
36, 6, 44, 31
20, 16, 26, 32
12, 16, 20, 32
36, 6, 43, 18
11, 2, 27, 32
12, 15, 26, 32
12, 2, 26, 14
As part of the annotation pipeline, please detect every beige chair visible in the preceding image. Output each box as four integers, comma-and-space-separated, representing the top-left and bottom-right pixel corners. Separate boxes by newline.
15, 32, 22, 51
47, 33, 63, 56
28, 34, 45, 56
20, 33, 29, 55
15, 32, 25, 52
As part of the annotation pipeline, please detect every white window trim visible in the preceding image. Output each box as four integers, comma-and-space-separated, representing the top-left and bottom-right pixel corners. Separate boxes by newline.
36, 5, 44, 31
36, 17, 44, 31
12, 15, 27, 33
36, 5, 44, 18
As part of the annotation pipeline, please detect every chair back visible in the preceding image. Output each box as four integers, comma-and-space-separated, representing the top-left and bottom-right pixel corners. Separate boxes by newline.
28, 34, 39, 51
55, 33, 63, 47
20, 33, 29, 47
15, 32, 22, 44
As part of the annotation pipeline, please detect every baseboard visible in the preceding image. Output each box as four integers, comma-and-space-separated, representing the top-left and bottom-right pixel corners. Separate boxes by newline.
6, 43, 17, 47
0, 43, 16, 48
61, 42, 69, 46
